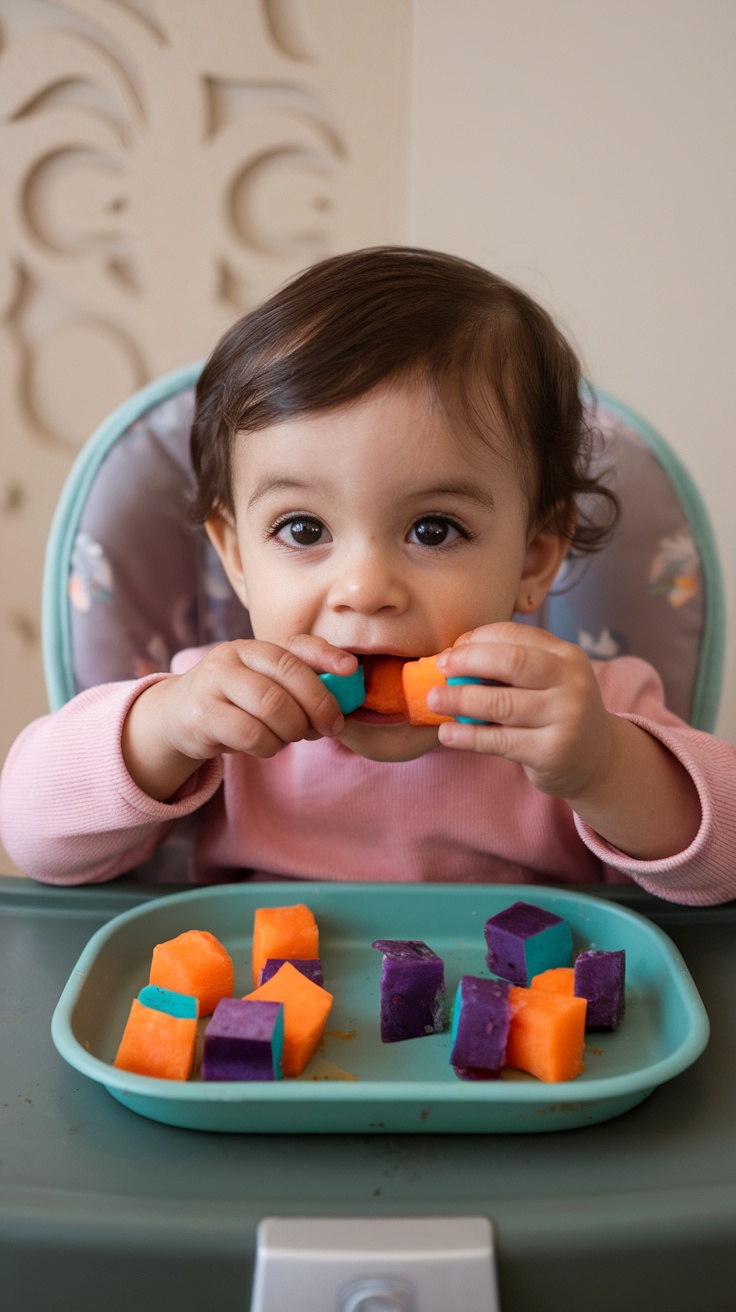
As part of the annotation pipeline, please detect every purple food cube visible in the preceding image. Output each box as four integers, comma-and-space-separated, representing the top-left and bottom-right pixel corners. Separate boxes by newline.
574, 949, 626, 1029
259, 957, 324, 987
202, 998, 283, 1081
372, 939, 448, 1042
450, 975, 510, 1077
484, 901, 572, 986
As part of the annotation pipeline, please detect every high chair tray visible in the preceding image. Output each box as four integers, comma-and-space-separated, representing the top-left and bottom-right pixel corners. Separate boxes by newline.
50, 882, 708, 1133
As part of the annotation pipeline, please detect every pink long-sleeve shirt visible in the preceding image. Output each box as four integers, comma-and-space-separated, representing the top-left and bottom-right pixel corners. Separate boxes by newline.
2, 653, 735, 905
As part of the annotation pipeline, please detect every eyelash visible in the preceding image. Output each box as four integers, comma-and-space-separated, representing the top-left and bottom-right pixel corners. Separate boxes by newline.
410, 514, 473, 547
265, 513, 474, 549
266, 514, 326, 548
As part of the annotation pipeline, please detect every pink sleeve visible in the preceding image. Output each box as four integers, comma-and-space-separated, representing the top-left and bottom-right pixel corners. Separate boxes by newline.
574, 658, 736, 905
0, 675, 223, 886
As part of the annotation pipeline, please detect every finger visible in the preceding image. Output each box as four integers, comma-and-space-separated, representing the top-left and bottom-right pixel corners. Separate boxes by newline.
438, 637, 567, 691
427, 680, 552, 728
229, 643, 345, 739
437, 718, 536, 761
286, 634, 358, 676
195, 698, 288, 759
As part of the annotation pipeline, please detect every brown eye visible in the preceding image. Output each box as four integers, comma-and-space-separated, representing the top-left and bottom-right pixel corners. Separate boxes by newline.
411, 517, 460, 546
275, 517, 327, 546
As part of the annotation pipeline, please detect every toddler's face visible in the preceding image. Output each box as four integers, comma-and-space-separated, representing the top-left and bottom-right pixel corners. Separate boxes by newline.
208, 383, 564, 762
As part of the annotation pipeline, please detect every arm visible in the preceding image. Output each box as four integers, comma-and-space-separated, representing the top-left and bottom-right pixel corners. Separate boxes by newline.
0, 675, 223, 885
0, 635, 354, 884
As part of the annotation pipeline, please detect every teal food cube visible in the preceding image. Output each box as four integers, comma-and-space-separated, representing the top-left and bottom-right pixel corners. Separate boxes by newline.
319, 665, 366, 714
138, 984, 198, 1019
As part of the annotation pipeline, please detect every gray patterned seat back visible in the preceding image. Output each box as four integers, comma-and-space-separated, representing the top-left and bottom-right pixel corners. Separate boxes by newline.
43, 365, 725, 733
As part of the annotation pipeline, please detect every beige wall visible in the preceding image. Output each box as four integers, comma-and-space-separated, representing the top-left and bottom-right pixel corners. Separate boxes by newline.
0, 0, 412, 873
410, 0, 736, 743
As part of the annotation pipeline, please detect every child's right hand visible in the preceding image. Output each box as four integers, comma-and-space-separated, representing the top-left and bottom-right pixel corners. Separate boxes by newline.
121, 636, 357, 801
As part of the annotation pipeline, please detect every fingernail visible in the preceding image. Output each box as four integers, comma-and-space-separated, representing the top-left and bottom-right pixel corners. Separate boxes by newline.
329, 714, 345, 736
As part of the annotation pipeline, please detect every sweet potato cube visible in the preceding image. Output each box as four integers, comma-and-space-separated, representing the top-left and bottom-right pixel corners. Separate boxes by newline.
252, 904, 319, 988
372, 939, 448, 1042
149, 929, 234, 1017
506, 986, 587, 1082
242, 961, 333, 1077
202, 998, 284, 1081
484, 901, 572, 986
362, 656, 409, 715
449, 975, 510, 1074
401, 655, 453, 726
530, 967, 575, 996
574, 949, 626, 1029
259, 957, 324, 987
113, 998, 197, 1080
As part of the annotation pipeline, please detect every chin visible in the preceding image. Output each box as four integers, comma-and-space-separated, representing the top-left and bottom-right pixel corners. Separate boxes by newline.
337, 720, 439, 763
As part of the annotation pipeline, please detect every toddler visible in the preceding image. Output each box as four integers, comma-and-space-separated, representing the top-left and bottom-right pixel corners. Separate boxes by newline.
2, 247, 735, 903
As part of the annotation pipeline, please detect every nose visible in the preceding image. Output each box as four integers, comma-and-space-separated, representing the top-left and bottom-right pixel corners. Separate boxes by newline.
326, 543, 409, 616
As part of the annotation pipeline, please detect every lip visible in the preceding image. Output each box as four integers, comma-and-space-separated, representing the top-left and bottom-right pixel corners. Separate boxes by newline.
347, 708, 409, 725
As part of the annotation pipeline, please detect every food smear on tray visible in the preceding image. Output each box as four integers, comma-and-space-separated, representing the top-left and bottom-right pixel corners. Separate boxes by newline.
112, 899, 626, 1085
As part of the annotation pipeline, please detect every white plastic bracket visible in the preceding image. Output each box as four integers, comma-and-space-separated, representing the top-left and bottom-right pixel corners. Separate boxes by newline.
250, 1215, 500, 1312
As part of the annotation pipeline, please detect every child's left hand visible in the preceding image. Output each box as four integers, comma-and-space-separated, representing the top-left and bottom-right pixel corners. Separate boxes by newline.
429, 621, 618, 802
428, 620, 702, 863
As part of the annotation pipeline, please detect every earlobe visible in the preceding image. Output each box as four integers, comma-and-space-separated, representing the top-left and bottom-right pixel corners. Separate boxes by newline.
515, 530, 570, 614
205, 513, 249, 608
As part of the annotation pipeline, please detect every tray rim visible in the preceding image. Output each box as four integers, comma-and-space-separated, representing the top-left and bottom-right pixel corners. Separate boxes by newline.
51, 881, 710, 1114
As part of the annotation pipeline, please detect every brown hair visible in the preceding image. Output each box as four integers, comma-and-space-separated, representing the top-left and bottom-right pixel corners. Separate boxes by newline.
189, 246, 618, 552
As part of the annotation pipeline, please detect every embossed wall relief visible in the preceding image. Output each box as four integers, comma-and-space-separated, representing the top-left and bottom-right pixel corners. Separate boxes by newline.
0, 0, 411, 871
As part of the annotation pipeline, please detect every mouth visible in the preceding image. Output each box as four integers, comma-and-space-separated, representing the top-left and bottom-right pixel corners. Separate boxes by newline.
346, 707, 409, 725
347, 652, 414, 723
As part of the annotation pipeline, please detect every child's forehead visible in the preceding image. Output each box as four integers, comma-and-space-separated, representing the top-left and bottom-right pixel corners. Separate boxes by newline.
233, 381, 516, 481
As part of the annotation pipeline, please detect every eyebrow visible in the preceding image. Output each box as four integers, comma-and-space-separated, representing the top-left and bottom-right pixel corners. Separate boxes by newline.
247, 475, 494, 510
247, 476, 318, 509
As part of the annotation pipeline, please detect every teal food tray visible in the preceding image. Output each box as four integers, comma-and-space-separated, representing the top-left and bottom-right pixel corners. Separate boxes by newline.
51, 883, 709, 1134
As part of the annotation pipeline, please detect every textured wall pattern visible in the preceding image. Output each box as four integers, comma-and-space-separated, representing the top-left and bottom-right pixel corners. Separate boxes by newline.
0, 0, 410, 871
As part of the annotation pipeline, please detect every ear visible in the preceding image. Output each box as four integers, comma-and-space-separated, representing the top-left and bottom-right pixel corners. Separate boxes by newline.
515, 528, 571, 614
205, 512, 249, 610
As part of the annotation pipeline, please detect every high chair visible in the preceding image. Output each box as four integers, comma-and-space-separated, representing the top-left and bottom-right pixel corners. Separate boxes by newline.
43, 362, 725, 731
12, 366, 730, 1311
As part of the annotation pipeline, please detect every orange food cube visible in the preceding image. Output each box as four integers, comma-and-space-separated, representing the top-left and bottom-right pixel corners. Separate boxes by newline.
401, 655, 454, 726
530, 967, 575, 996
149, 929, 234, 1017
362, 656, 409, 715
506, 985, 587, 1082
243, 962, 333, 1077
113, 998, 197, 1080
252, 903, 319, 988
